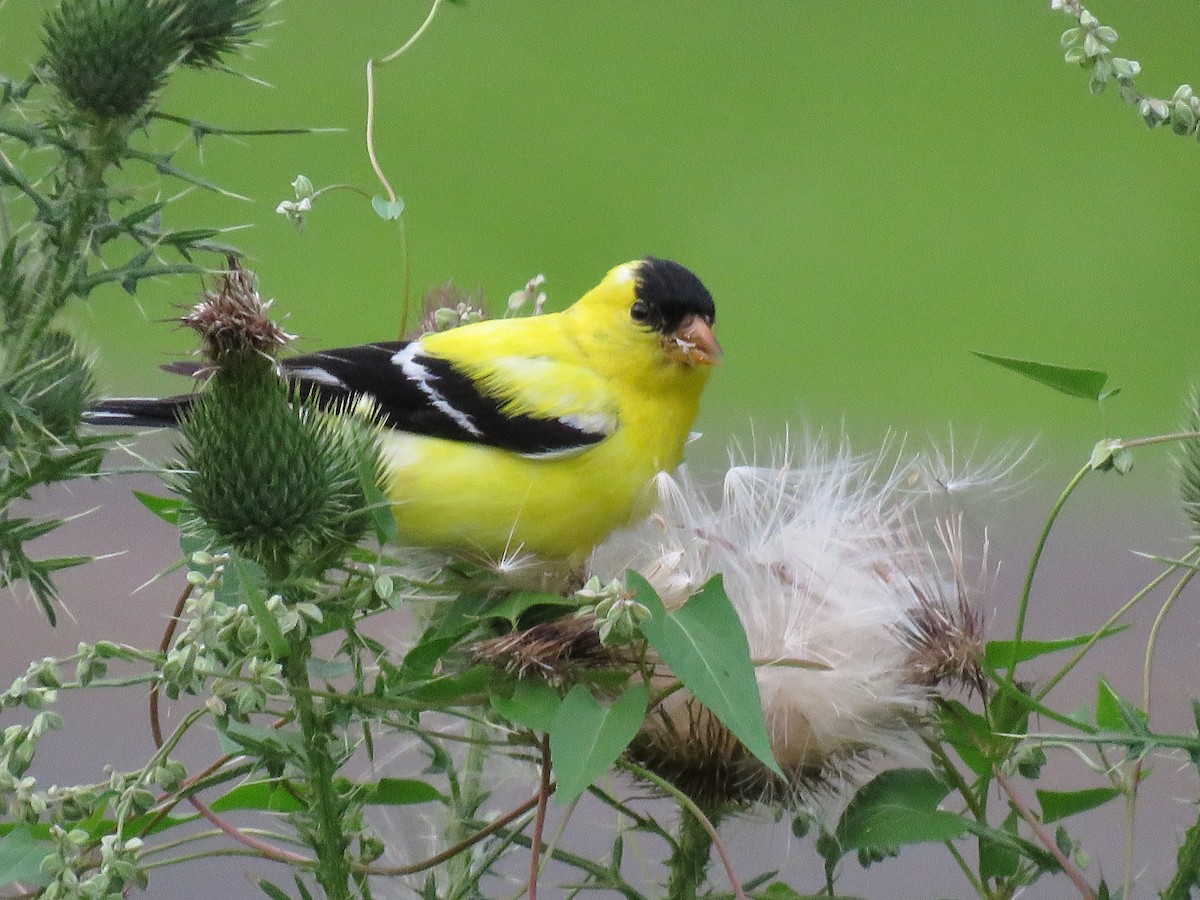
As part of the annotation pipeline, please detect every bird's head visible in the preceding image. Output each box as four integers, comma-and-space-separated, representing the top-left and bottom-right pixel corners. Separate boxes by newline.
571, 257, 721, 370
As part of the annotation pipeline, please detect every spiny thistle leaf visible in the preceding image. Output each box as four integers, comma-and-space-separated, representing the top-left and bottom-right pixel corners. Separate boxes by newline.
1181, 389, 1200, 539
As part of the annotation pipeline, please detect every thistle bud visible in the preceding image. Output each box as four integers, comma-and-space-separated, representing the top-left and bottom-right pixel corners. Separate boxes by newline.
174, 263, 384, 578
173, 0, 267, 69
42, 0, 186, 120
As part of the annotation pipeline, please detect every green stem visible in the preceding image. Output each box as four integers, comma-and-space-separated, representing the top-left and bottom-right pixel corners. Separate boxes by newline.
618, 760, 745, 900
283, 635, 351, 900
1005, 462, 1091, 680
1124, 565, 1198, 900
667, 806, 713, 900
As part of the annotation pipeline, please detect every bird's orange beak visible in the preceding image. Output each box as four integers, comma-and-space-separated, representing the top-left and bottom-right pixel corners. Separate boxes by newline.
664, 315, 721, 367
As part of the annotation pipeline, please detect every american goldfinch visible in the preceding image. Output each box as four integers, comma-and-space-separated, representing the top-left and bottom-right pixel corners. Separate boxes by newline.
86, 257, 719, 563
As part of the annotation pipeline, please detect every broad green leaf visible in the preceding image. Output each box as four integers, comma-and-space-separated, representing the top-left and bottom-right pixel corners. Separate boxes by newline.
0, 827, 49, 886
132, 490, 182, 524
633, 572, 783, 778
1037, 786, 1122, 823
360, 778, 442, 806
401, 666, 490, 704
371, 196, 406, 220
1095, 678, 1147, 734
985, 624, 1128, 667
427, 590, 493, 642
938, 699, 994, 778
834, 769, 969, 856
486, 591, 581, 627
211, 781, 304, 813
972, 352, 1116, 401
963, 818, 1060, 875
399, 635, 456, 681
491, 679, 563, 733
978, 810, 1022, 883
550, 683, 647, 804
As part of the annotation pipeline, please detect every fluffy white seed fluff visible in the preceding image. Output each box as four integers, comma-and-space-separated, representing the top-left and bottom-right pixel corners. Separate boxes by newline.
591, 436, 994, 790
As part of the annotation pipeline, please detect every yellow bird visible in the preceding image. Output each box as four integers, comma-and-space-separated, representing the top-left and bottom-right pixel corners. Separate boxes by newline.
86, 258, 720, 563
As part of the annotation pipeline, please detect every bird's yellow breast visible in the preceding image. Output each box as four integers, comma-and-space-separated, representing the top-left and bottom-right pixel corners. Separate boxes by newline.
380, 424, 683, 563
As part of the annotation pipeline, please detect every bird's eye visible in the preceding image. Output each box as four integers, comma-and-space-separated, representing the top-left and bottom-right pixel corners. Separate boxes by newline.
630, 300, 650, 323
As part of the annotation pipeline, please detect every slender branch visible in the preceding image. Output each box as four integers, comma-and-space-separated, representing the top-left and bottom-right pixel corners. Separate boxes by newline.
150, 583, 192, 748
993, 766, 1096, 899
528, 734, 552, 900
1117, 431, 1200, 450
187, 793, 312, 865
617, 761, 746, 900
358, 793, 541, 876
1006, 462, 1091, 679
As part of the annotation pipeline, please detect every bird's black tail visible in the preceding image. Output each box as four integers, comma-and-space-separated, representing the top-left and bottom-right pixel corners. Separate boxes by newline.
82, 395, 196, 428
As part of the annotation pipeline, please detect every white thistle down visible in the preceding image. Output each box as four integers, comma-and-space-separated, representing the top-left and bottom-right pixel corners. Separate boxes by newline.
590, 436, 994, 802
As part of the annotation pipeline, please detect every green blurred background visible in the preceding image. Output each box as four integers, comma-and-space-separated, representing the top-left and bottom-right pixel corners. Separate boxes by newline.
5, 4, 1200, 895
4, 0, 1199, 492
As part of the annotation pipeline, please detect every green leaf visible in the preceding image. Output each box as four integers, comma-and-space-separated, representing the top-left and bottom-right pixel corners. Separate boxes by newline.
0, 827, 50, 887
972, 352, 1116, 401
752, 884, 807, 899
357, 452, 396, 545
401, 666, 490, 704
210, 781, 304, 813
371, 196, 405, 220
633, 572, 783, 778
1095, 678, 1147, 734
486, 591, 581, 627
257, 878, 293, 900
978, 810, 1022, 883
491, 679, 563, 733
218, 722, 307, 761
1037, 786, 1122, 823
963, 817, 1061, 875
360, 778, 442, 806
133, 490, 182, 524
227, 558, 288, 659
833, 769, 970, 858
938, 700, 995, 778
985, 624, 1127, 667
550, 683, 647, 804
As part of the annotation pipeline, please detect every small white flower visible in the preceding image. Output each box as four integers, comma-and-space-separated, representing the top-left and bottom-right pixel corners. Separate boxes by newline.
507, 273, 547, 313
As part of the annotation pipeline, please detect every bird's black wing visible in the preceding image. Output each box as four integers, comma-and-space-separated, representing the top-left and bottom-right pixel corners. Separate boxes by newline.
86, 341, 614, 457
284, 341, 611, 457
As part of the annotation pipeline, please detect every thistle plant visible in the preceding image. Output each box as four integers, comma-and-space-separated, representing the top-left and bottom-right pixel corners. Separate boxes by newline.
8, 3, 1200, 900
0, 0, 268, 622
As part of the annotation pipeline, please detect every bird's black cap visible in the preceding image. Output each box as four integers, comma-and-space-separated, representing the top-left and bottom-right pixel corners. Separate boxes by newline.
634, 257, 716, 334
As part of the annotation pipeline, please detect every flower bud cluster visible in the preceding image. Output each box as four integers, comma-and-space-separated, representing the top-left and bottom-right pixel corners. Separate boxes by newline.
574, 576, 650, 647
162, 552, 300, 719
1054, 1, 1200, 140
